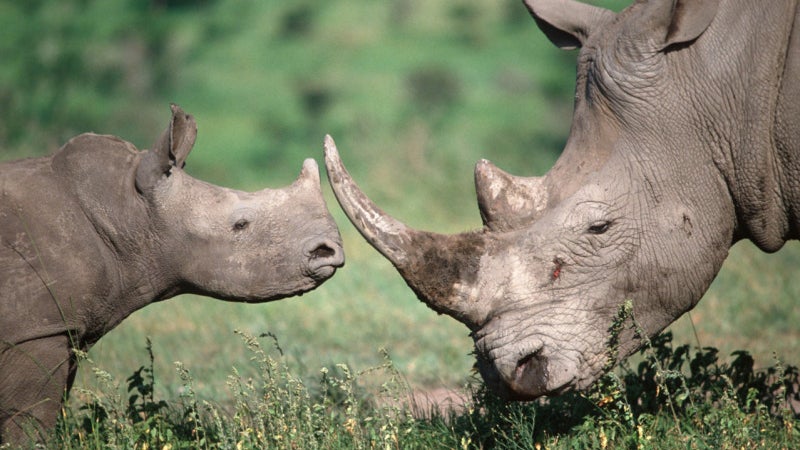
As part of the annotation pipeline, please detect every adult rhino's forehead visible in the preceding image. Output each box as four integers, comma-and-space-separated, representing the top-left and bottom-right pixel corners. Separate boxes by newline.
544, 180, 630, 221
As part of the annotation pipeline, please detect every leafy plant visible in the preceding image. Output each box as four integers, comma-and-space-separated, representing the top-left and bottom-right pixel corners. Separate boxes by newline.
50, 330, 799, 449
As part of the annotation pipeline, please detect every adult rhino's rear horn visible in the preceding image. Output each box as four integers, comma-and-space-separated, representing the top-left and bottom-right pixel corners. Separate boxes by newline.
323, 135, 488, 329
474, 159, 549, 232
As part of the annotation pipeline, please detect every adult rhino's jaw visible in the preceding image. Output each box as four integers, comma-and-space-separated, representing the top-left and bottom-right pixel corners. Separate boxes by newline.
323, 135, 491, 328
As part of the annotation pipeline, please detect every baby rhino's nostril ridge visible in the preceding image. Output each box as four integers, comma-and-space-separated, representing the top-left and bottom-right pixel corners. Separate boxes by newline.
310, 243, 336, 260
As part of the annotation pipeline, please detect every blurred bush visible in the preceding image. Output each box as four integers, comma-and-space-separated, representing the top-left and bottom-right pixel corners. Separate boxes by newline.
0, 0, 192, 157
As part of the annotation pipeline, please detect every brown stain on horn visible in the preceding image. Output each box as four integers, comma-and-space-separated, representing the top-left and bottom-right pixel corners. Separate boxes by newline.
323, 135, 487, 328
398, 231, 485, 326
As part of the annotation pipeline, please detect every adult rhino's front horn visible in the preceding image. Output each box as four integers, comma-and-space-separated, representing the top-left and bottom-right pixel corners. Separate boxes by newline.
323, 136, 492, 330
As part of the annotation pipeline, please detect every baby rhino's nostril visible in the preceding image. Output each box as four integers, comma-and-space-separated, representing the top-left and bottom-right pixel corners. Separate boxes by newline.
310, 243, 336, 260
304, 238, 345, 275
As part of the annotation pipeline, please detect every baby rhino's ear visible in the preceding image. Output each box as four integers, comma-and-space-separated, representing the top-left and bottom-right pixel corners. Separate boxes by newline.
163, 103, 197, 169
136, 104, 198, 192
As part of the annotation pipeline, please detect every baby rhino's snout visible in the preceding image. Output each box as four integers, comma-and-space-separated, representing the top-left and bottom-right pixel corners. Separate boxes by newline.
303, 236, 345, 280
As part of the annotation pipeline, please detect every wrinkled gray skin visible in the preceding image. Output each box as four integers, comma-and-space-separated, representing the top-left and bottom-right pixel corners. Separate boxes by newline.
0, 105, 344, 443
324, 0, 800, 401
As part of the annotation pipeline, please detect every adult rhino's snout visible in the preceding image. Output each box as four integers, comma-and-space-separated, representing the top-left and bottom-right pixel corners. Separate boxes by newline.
302, 236, 344, 280
509, 351, 552, 399
477, 347, 556, 400
478, 342, 581, 400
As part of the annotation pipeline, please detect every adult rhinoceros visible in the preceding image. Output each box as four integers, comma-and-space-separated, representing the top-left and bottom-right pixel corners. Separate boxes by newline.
0, 105, 344, 443
323, 0, 799, 400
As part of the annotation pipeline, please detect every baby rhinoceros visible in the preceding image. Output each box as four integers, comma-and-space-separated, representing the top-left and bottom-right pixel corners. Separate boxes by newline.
0, 104, 344, 443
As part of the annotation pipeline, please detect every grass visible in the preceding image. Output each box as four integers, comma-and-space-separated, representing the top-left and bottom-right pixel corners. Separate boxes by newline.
2, 0, 799, 447
29, 318, 800, 449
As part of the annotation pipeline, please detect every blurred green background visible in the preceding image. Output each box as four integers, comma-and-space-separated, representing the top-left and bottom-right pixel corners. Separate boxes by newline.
2, 0, 797, 403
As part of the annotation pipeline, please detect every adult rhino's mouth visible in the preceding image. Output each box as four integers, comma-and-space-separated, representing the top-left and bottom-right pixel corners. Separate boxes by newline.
478, 349, 578, 400
474, 323, 580, 399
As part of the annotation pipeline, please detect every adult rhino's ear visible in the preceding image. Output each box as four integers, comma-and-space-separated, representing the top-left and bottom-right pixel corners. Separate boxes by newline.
136, 104, 198, 192
523, 0, 616, 50
633, 0, 720, 51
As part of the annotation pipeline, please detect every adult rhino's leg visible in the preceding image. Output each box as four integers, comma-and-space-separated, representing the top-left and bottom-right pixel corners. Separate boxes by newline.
0, 335, 73, 444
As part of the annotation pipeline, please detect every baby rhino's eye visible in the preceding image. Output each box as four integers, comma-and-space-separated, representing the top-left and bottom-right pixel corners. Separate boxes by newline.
587, 220, 611, 235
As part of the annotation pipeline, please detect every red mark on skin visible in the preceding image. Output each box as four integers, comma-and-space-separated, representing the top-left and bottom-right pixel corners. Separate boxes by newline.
552, 258, 563, 280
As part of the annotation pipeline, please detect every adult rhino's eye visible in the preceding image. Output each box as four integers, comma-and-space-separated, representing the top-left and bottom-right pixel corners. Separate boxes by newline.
587, 220, 611, 235
233, 219, 250, 231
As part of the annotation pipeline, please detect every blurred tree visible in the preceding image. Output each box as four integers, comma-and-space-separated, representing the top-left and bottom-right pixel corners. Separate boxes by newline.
0, 0, 184, 158
449, 0, 486, 47
278, 3, 316, 39
406, 65, 462, 120
151, 0, 212, 8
